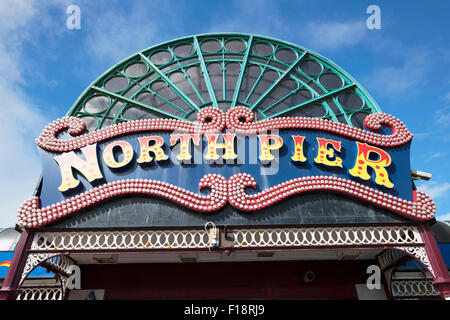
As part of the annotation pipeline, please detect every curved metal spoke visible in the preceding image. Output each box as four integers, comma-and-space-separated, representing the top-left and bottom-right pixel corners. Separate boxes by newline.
264, 83, 356, 119
92, 86, 184, 120
250, 50, 307, 111
193, 36, 218, 108
231, 35, 253, 109
138, 53, 200, 112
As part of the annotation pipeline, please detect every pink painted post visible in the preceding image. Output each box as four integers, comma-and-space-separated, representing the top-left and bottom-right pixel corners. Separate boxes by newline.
0, 229, 34, 300
419, 223, 450, 300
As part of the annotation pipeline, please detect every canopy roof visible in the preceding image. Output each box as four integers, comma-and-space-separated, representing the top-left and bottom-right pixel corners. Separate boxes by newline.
67, 33, 381, 131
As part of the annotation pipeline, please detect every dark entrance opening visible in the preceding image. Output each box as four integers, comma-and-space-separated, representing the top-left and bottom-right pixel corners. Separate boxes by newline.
81, 260, 373, 300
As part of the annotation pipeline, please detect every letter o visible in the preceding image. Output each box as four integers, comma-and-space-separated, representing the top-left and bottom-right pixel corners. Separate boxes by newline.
103, 140, 134, 168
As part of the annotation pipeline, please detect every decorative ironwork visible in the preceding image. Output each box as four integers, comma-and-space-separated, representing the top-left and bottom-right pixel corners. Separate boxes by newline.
377, 248, 408, 271
66, 34, 381, 131
29, 226, 422, 252
376, 246, 437, 299
21, 253, 57, 283
20, 253, 74, 285
42, 255, 74, 277
395, 246, 435, 278
30, 229, 212, 251
232, 226, 422, 248
16, 287, 64, 300
391, 280, 440, 298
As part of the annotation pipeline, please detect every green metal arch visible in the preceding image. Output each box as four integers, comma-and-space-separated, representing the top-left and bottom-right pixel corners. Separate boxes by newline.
67, 33, 381, 131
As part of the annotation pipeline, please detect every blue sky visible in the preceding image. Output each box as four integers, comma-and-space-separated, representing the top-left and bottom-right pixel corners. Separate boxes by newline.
0, 0, 449, 227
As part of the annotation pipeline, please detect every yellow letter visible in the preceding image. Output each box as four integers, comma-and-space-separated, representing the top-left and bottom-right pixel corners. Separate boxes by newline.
349, 142, 394, 188
291, 135, 307, 162
258, 135, 283, 162
137, 136, 168, 163
314, 138, 343, 167
170, 134, 200, 161
204, 133, 237, 161
54, 144, 103, 192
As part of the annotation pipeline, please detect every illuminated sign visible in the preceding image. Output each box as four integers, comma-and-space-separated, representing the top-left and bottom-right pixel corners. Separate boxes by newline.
18, 107, 436, 228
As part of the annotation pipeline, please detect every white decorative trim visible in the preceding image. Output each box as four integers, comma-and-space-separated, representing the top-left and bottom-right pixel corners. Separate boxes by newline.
233, 226, 422, 248
21, 253, 74, 285
16, 287, 63, 300
377, 247, 437, 298
43, 255, 74, 276
59, 275, 69, 298
395, 246, 435, 278
377, 248, 408, 270
29, 226, 422, 252
391, 280, 440, 298
31, 229, 211, 251
21, 253, 58, 283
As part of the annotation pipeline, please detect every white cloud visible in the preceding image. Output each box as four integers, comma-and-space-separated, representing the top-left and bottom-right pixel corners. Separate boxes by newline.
208, 1, 366, 53
303, 21, 366, 51
437, 212, 450, 221
83, 11, 157, 64
428, 152, 445, 159
434, 105, 450, 128
82, 1, 181, 67
412, 130, 433, 141
417, 182, 450, 199
363, 49, 432, 97
421, 150, 447, 161
444, 92, 450, 103
0, 1, 185, 227
0, 0, 50, 227
208, 0, 287, 37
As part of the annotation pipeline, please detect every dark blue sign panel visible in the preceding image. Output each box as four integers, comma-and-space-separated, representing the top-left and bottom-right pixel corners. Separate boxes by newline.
38, 129, 412, 207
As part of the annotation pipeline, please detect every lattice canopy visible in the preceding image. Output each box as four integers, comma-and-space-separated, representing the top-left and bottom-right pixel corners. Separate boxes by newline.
67, 33, 381, 131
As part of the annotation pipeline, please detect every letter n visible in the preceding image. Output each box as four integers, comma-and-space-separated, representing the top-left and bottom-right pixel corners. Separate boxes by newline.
54, 144, 103, 192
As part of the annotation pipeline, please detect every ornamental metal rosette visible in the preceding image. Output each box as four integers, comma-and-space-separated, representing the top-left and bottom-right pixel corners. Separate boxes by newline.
16, 33, 437, 228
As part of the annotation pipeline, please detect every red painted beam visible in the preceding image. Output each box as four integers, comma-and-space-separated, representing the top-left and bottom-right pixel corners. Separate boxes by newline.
0, 229, 34, 300
419, 223, 450, 300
